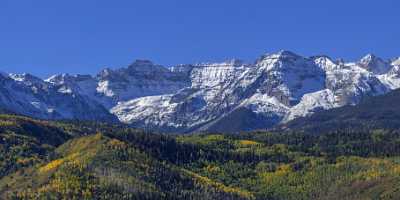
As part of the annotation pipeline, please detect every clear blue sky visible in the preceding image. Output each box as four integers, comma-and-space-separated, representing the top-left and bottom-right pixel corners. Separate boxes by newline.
1, 0, 399, 78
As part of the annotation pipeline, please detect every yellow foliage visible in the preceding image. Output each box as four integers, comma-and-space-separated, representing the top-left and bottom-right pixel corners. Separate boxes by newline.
16, 157, 36, 165
261, 164, 292, 183
276, 164, 292, 175
184, 169, 255, 200
362, 169, 382, 180
39, 153, 80, 173
39, 159, 64, 173
205, 165, 221, 173
391, 165, 400, 174
336, 157, 400, 181
107, 139, 127, 149
205, 134, 225, 141
55, 133, 107, 160
0, 120, 17, 127
238, 140, 261, 146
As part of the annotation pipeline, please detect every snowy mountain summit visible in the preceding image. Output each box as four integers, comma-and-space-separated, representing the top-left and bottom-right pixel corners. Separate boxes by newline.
1, 51, 400, 133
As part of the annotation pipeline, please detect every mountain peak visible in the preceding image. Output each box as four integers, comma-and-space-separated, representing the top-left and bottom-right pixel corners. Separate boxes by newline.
127, 59, 168, 73
1, 51, 399, 133
358, 53, 390, 74
392, 57, 400, 66
45, 73, 71, 84
260, 50, 302, 61
256, 51, 299, 64
197, 59, 245, 68
310, 55, 332, 60
46, 73, 93, 85
277, 50, 299, 57
360, 53, 379, 63
129, 59, 154, 67
9, 73, 42, 83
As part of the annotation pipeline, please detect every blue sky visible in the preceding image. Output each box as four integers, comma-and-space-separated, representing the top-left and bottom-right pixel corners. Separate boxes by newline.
0, 0, 399, 78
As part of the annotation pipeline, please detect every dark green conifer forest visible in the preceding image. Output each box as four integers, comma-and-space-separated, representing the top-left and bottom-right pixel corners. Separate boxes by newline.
0, 114, 400, 199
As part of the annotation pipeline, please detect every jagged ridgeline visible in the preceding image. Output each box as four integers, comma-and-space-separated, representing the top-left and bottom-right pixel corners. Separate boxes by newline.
1, 114, 400, 199
1, 51, 400, 133
281, 88, 400, 133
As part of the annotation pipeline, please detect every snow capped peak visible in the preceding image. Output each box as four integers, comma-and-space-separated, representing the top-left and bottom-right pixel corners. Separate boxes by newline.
10, 73, 42, 83
1, 51, 400, 133
377, 57, 400, 90
127, 59, 168, 73
196, 59, 247, 68
45, 73, 68, 83
358, 53, 391, 74
9, 73, 48, 89
310, 55, 332, 60
277, 50, 300, 57
359, 53, 380, 65
261, 50, 301, 61
392, 57, 400, 66
45, 73, 80, 84
312, 56, 338, 71
255, 51, 304, 67
361, 53, 376, 60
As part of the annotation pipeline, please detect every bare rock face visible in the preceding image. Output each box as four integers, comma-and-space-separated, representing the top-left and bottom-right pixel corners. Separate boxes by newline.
1, 51, 400, 133
358, 54, 391, 75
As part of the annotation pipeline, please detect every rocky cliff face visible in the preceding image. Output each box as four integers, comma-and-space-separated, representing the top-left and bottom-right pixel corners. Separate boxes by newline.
2, 50, 399, 133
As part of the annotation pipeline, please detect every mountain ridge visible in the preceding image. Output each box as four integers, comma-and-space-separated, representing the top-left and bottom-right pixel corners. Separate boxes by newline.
278, 88, 400, 134
1, 50, 399, 133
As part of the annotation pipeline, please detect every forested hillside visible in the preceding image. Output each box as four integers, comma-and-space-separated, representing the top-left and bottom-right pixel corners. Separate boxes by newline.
1, 114, 400, 199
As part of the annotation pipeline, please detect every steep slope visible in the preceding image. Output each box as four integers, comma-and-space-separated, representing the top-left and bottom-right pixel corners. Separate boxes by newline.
377, 58, 400, 89
358, 54, 392, 74
283, 55, 389, 122
0, 73, 116, 121
112, 51, 327, 131
4, 134, 254, 200
0, 117, 255, 200
0, 114, 80, 179
96, 59, 190, 105
112, 51, 396, 133
281, 89, 400, 133
46, 59, 190, 109
0, 59, 189, 123
111, 60, 255, 132
1, 51, 400, 133
2, 115, 400, 199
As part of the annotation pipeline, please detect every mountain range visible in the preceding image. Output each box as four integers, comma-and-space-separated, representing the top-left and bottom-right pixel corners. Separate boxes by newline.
1, 50, 400, 133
